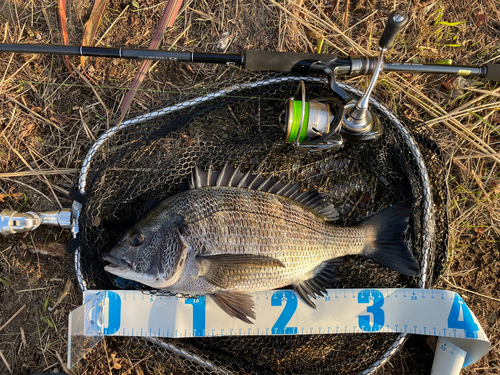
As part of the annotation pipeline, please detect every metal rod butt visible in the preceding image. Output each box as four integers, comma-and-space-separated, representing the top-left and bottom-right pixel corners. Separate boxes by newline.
1, 208, 72, 235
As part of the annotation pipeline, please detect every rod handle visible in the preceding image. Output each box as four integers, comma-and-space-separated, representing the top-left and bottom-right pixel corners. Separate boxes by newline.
379, 10, 409, 50
484, 64, 500, 82
243, 50, 337, 72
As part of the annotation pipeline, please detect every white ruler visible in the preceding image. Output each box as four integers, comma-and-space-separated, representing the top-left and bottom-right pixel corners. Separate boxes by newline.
68, 288, 490, 374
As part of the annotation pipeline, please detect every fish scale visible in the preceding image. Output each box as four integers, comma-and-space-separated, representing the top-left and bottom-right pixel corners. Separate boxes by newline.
104, 165, 419, 323
176, 189, 359, 292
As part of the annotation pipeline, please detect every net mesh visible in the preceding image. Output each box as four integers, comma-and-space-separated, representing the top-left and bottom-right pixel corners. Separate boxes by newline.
75, 73, 448, 374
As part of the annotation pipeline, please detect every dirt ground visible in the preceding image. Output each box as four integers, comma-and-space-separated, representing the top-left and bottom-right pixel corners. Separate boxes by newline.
1, 0, 499, 374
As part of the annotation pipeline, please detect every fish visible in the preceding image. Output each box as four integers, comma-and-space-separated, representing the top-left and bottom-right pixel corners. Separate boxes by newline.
103, 164, 419, 323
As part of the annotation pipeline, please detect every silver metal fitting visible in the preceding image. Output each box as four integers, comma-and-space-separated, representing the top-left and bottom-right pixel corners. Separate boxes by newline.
392, 13, 406, 23
342, 103, 375, 133
349, 56, 378, 76
1, 210, 41, 235
1, 208, 73, 236
39, 209, 73, 228
341, 49, 386, 138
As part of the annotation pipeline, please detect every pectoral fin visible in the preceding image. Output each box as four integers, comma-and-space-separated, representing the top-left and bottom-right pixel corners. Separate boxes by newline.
197, 254, 285, 289
210, 292, 255, 324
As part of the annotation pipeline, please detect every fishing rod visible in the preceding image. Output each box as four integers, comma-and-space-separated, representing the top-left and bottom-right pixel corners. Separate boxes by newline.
1, 9, 499, 155
0, 43, 499, 81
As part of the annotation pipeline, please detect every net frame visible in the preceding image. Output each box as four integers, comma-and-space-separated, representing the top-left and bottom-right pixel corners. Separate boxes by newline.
71, 74, 448, 374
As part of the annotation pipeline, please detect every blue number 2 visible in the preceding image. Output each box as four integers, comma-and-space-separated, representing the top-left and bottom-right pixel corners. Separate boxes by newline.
447, 294, 479, 338
358, 289, 385, 332
271, 291, 298, 334
185, 297, 206, 337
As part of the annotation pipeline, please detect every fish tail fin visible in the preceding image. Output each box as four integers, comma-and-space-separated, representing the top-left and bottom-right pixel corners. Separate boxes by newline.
360, 198, 419, 276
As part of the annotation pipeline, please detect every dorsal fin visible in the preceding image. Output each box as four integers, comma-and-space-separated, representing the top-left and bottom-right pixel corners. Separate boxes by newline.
191, 164, 339, 221
195, 165, 207, 188
257, 176, 275, 191
216, 164, 233, 186
207, 165, 219, 186
237, 169, 254, 188
268, 180, 285, 194
228, 165, 244, 187
248, 173, 266, 190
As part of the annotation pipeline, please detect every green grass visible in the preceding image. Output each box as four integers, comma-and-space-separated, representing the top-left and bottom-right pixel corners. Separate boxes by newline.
43, 295, 50, 311
41, 316, 54, 328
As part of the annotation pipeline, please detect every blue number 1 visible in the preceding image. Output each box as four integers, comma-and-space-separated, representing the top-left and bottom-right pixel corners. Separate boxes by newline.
358, 290, 385, 332
447, 294, 479, 338
271, 291, 298, 334
185, 297, 206, 337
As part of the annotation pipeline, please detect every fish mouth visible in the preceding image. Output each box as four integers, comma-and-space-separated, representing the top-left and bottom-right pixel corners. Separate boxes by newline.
102, 253, 135, 271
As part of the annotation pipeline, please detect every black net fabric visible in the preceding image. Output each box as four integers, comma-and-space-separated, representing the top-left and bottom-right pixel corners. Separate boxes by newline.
75, 73, 448, 374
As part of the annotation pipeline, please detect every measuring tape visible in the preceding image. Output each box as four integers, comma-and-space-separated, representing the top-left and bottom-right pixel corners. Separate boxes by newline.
68, 288, 490, 374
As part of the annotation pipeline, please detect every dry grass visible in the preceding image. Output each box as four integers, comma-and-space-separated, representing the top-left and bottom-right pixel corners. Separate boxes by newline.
1, 0, 499, 374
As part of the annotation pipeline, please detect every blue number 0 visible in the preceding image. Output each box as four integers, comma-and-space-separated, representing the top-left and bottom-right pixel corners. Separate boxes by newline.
185, 297, 206, 337
271, 291, 298, 334
358, 289, 385, 332
447, 294, 479, 338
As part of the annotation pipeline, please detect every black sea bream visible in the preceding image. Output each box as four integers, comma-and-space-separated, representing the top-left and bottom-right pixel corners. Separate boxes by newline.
104, 165, 419, 323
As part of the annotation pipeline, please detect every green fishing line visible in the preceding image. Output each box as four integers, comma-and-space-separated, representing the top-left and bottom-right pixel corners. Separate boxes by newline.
287, 100, 309, 143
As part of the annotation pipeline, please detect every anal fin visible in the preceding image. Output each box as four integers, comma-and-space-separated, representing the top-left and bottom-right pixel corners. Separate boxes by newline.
210, 292, 255, 324
293, 284, 317, 309
294, 258, 342, 308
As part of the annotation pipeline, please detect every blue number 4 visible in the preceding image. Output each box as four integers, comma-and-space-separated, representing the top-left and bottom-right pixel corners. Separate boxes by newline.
447, 294, 479, 338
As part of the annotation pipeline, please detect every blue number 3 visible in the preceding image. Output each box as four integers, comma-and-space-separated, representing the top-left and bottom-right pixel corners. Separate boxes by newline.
358, 289, 385, 332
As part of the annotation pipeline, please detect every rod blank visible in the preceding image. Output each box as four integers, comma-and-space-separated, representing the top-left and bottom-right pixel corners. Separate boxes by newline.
0, 43, 243, 65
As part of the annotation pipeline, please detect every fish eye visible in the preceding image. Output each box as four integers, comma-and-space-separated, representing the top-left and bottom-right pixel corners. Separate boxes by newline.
129, 232, 145, 247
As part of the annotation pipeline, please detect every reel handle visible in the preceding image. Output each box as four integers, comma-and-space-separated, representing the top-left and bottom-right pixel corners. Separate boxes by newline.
379, 10, 409, 50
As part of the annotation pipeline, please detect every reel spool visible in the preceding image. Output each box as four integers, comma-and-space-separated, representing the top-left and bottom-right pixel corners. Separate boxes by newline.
281, 99, 333, 143
279, 80, 383, 152
279, 81, 346, 152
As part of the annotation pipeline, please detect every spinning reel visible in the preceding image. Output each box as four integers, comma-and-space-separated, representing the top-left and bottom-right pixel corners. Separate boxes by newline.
280, 10, 408, 152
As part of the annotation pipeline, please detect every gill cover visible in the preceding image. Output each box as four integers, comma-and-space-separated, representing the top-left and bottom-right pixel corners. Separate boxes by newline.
105, 222, 189, 289
154, 226, 189, 288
